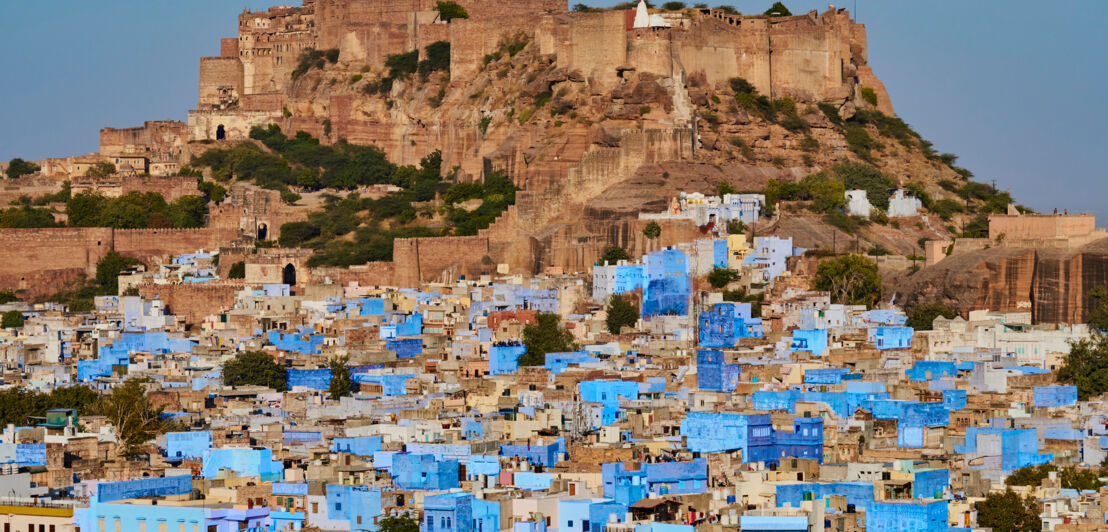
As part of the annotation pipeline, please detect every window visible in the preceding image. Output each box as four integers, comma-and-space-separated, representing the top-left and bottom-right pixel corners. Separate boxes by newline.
98, 521, 105, 532
357, 517, 362, 525
583, 521, 590, 532
427, 516, 434, 531
139, 524, 146, 532
115, 520, 122, 532
312, 502, 319, 513
159, 522, 167, 532
335, 503, 342, 511
567, 521, 573, 529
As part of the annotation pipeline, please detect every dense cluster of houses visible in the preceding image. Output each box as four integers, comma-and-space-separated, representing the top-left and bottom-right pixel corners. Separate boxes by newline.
0, 228, 1100, 532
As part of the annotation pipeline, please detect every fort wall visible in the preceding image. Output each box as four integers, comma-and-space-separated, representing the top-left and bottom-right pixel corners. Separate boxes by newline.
71, 176, 201, 203
554, 11, 628, 92
311, 262, 398, 287
392, 235, 492, 285
198, 57, 245, 109
989, 214, 1097, 242
99, 121, 188, 159
138, 281, 243, 325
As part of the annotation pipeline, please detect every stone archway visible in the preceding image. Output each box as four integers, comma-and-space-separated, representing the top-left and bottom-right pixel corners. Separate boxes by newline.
216, 124, 226, 140
282, 263, 296, 286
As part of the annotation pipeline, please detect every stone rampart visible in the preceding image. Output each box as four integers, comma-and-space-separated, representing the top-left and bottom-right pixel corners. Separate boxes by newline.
989, 214, 1097, 242
392, 235, 492, 285
138, 281, 243, 325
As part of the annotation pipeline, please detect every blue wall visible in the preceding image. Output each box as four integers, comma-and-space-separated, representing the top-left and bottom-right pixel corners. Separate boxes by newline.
913, 469, 949, 499
865, 500, 948, 532
392, 453, 459, 490
97, 475, 192, 502
201, 448, 283, 481
681, 412, 822, 465
696, 349, 739, 392
500, 437, 564, 467
166, 431, 212, 459
287, 368, 332, 390
1034, 385, 1078, 407
643, 249, 690, 317
872, 326, 913, 350
489, 343, 526, 376
789, 329, 828, 356
386, 338, 423, 359
776, 482, 874, 508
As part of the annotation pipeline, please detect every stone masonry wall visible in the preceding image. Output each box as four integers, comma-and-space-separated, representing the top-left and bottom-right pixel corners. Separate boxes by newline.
138, 281, 243, 325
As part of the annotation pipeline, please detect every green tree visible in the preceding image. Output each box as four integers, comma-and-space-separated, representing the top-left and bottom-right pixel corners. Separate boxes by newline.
975, 489, 1042, 532
726, 219, 745, 234
1, 310, 24, 329
1086, 287, 1108, 332
1006, 464, 1055, 487
6, 158, 40, 179
831, 162, 895, 210
228, 261, 246, 279
296, 168, 321, 190
814, 255, 882, 307
328, 355, 353, 399
662, 1, 686, 9
280, 189, 302, 205
378, 515, 420, 532
600, 245, 631, 265
1058, 334, 1108, 400
223, 351, 288, 391
802, 172, 845, 213
435, 1, 469, 21
0, 290, 17, 304
0, 386, 98, 428
198, 180, 227, 203
521, 312, 575, 366
0, 205, 59, 228
764, 1, 791, 16
279, 221, 322, 248
1059, 467, 1104, 491
96, 252, 143, 295
906, 302, 955, 331
708, 268, 739, 289
606, 295, 639, 334
96, 378, 176, 457
87, 162, 116, 178
642, 221, 661, 239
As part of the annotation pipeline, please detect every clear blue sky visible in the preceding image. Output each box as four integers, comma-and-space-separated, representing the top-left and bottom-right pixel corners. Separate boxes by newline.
2, 1, 1105, 221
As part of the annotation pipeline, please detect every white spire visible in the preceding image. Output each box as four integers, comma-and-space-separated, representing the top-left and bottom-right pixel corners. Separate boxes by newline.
633, 0, 650, 28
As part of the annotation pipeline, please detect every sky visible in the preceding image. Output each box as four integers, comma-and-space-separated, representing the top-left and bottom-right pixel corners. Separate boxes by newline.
1, 1, 1105, 221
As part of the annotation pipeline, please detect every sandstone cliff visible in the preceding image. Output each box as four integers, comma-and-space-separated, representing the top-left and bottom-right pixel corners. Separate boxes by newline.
894, 238, 1108, 324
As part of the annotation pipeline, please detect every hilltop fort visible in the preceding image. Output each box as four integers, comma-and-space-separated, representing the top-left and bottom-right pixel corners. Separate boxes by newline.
3, 0, 1104, 325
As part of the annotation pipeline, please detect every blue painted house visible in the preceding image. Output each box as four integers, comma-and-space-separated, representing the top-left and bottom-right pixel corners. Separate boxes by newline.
865, 500, 948, 532
642, 248, 690, 317
789, 329, 828, 356
681, 412, 822, 465
392, 453, 459, 490
696, 349, 740, 392
489, 342, 527, 376
699, 303, 763, 347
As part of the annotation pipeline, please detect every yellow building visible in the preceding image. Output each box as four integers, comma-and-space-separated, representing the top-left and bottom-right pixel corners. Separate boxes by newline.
726, 234, 751, 269
0, 503, 75, 532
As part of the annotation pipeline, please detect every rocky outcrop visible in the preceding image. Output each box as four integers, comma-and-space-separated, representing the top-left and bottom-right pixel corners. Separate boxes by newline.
895, 238, 1108, 324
